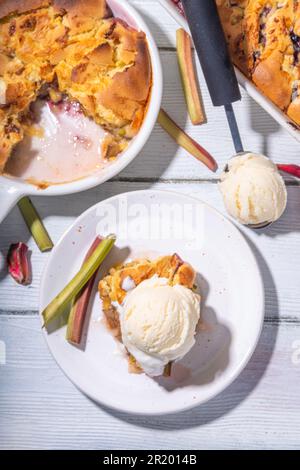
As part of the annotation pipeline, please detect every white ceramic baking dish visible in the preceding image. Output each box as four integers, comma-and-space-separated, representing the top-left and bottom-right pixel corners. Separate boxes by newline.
0, 0, 163, 223
159, 0, 300, 142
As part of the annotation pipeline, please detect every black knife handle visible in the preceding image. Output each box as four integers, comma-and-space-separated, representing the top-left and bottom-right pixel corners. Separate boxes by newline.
181, 0, 241, 106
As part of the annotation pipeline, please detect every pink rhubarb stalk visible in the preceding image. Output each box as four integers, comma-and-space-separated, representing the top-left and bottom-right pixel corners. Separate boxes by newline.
66, 237, 103, 345
7, 242, 31, 285
277, 164, 300, 178
176, 28, 205, 125
158, 108, 217, 171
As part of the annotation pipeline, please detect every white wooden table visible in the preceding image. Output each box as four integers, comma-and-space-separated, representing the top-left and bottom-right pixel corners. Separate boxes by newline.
1, 0, 300, 450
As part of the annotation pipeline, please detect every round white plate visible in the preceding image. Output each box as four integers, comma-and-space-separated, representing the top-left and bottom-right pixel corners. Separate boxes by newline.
40, 190, 264, 415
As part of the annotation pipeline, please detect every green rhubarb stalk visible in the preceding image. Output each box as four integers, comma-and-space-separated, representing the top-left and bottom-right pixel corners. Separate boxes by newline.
176, 28, 205, 125
18, 197, 53, 252
66, 237, 102, 345
42, 234, 116, 327
158, 108, 217, 172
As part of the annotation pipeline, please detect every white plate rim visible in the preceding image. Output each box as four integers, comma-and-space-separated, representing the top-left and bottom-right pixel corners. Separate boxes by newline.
39, 189, 265, 415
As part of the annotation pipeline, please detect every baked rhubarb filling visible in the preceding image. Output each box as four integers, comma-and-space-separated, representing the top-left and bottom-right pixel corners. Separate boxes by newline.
98, 254, 201, 377
0, 0, 152, 173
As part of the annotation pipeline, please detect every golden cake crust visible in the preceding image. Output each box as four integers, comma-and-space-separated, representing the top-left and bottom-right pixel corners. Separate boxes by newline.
0, 0, 50, 18
0, 0, 109, 19
96, 23, 151, 132
217, 0, 300, 126
0, 0, 152, 172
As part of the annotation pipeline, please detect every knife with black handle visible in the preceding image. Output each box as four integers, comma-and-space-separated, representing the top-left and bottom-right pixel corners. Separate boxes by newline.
181, 0, 244, 152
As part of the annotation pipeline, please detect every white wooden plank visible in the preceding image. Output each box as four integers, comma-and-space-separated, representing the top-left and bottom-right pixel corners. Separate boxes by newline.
0, 315, 299, 449
131, 0, 180, 48
1, 182, 300, 320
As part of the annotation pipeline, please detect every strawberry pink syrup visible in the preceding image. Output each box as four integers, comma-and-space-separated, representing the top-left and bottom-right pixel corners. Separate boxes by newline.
5, 100, 109, 185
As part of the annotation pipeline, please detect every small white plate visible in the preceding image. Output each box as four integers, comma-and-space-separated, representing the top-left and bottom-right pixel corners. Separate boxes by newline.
39, 190, 264, 415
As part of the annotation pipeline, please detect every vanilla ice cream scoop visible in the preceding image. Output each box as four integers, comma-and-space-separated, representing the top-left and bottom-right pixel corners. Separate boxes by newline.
219, 153, 287, 226
119, 276, 200, 377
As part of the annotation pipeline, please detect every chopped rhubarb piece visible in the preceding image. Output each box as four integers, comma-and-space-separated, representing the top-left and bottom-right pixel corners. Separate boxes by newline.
176, 28, 205, 125
18, 197, 53, 252
66, 237, 103, 345
277, 164, 300, 178
42, 234, 116, 327
158, 108, 217, 172
7, 242, 31, 285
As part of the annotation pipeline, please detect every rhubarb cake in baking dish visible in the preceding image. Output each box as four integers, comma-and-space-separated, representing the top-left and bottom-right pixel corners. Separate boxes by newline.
98, 254, 201, 377
172, 1, 300, 127
217, 0, 300, 125
0, 0, 152, 172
